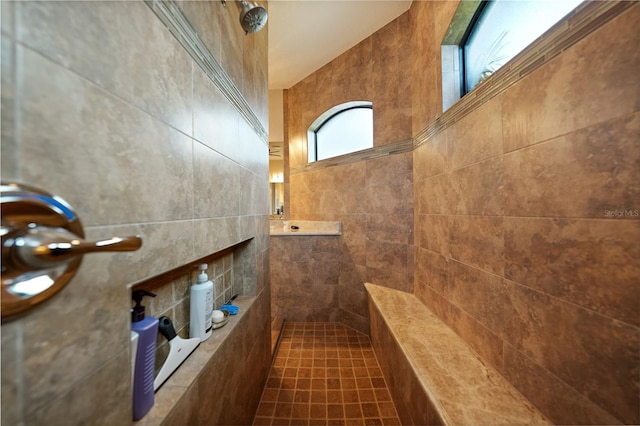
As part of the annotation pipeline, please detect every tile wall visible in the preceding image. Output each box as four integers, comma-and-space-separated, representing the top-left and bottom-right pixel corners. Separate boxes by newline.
282, 1, 639, 424
270, 236, 342, 322
285, 14, 415, 333
0, 0, 270, 423
412, 3, 639, 424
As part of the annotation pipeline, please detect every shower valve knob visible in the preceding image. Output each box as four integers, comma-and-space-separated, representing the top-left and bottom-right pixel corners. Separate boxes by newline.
1, 182, 143, 321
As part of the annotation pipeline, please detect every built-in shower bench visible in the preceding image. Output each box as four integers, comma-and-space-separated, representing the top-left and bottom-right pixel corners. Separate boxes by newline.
365, 283, 550, 425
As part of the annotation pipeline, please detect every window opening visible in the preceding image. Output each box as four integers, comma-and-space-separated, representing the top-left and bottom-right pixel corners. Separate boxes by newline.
441, 0, 583, 110
307, 101, 373, 163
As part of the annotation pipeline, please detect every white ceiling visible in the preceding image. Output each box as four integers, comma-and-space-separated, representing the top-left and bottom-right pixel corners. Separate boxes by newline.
268, 0, 413, 89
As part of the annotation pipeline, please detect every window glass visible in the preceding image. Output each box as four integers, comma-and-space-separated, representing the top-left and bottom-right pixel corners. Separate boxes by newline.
308, 103, 373, 162
464, 0, 583, 92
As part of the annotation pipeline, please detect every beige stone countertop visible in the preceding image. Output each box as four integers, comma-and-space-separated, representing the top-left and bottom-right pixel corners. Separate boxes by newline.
365, 283, 550, 426
133, 296, 255, 425
270, 220, 342, 236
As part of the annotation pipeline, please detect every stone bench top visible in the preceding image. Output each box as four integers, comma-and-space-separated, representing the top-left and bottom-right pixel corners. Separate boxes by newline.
365, 283, 550, 426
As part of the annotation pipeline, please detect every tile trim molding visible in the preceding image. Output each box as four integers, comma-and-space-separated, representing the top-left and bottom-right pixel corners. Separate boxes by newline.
145, 0, 268, 143
290, 139, 413, 175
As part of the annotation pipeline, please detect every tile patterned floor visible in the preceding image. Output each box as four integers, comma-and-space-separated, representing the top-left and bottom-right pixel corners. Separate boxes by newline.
253, 322, 401, 426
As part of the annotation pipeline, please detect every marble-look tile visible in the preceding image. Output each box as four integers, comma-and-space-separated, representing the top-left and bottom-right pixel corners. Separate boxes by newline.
1, 0, 14, 36
366, 152, 412, 188
20, 48, 194, 226
18, 1, 193, 134
415, 173, 450, 215
415, 214, 448, 255
502, 344, 623, 425
502, 5, 639, 152
449, 215, 504, 275
193, 141, 243, 218
192, 66, 241, 162
0, 320, 22, 425
366, 283, 549, 425
366, 266, 413, 294
338, 286, 368, 319
197, 319, 244, 424
448, 96, 503, 170
27, 350, 131, 425
409, 1, 440, 128
309, 168, 335, 191
501, 279, 639, 424
367, 213, 413, 245
449, 156, 503, 216
415, 248, 448, 295
318, 190, 349, 215
238, 117, 269, 177
505, 217, 640, 326
85, 221, 194, 285
290, 172, 312, 194
178, 0, 222, 60
273, 236, 341, 263
414, 280, 452, 326
445, 260, 506, 335
446, 303, 504, 372
240, 170, 269, 216
371, 300, 442, 425
366, 241, 408, 276
20, 262, 130, 411
339, 262, 367, 290
1, 35, 17, 180
162, 382, 199, 426
504, 112, 640, 218
339, 309, 369, 335
365, 180, 413, 215
17, 223, 193, 412
413, 130, 448, 179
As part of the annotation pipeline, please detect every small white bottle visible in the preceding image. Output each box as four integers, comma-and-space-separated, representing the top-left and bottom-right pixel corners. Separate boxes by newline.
190, 264, 213, 341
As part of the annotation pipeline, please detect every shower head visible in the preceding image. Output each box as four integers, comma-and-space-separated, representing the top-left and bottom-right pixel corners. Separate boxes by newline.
238, 1, 268, 34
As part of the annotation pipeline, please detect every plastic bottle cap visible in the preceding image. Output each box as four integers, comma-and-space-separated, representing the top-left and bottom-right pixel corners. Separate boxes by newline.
197, 263, 209, 283
131, 290, 156, 322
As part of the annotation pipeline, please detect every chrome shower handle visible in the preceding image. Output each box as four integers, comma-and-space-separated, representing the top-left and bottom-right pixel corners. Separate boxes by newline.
1, 182, 143, 321
9, 226, 142, 270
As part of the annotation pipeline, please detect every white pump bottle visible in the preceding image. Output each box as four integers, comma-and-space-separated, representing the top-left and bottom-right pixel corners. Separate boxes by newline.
189, 263, 214, 341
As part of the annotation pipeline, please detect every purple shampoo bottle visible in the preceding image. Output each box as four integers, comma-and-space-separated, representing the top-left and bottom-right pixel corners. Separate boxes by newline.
131, 290, 159, 420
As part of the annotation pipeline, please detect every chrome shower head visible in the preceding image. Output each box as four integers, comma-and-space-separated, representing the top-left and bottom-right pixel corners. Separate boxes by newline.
238, 1, 268, 34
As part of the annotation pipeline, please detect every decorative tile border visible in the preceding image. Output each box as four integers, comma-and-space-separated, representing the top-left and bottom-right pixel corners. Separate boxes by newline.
145, 0, 268, 143
290, 138, 413, 175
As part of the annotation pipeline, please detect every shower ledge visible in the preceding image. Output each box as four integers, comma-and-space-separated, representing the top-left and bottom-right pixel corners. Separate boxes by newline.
270, 220, 342, 236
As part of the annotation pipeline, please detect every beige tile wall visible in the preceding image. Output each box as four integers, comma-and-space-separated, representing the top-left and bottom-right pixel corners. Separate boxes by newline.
286, 150, 414, 334
281, 0, 639, 424
284, 13, 415, 334
270, 236, 342, 322
0, 1, 270, 424
413, 3, 640, 424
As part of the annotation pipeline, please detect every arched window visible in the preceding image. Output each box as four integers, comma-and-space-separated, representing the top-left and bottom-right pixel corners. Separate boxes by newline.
307, 101, 373, 163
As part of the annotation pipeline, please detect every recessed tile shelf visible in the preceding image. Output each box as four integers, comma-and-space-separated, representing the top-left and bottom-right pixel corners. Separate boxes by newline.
134, 296, 257, 425
270, 220, 342, 236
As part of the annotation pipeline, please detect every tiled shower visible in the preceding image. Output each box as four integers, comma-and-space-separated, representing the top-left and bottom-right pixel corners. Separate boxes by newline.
1, 0, 638, 425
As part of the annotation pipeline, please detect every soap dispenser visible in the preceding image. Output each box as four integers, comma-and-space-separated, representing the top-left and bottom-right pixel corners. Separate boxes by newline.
189, 263, 214, 341
131, 290, 159, 421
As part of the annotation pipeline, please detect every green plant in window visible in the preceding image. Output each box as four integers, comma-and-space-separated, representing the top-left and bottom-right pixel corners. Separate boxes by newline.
476, 31, 508, 84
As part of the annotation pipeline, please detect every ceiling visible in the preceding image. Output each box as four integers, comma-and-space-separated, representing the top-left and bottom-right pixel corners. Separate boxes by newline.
268, 0, 413, 89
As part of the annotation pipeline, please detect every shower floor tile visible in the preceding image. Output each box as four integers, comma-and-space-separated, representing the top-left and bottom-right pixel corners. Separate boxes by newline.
253, 322, 401, 426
